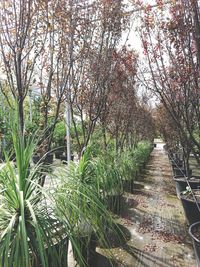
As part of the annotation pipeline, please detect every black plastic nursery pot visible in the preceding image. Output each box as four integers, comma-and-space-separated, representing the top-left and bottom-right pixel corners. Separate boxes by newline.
32, 154, 54, 165
138, 162, 146, 174
180, 190, 200, 225
173, 176, 200, 198
189, 221, 200, 267
73, 227, 97, 267
45, 153, 54, 165
55, 150, 64, 159
107, 193, 123, 215
32, 154, 40, 164
60, 154, 74, 163
169, 153, 183, 164
171, 160, 183, 169
98, 222, 131, 249
78, 233, 97, 267
123, 169, 139, 188
173, 167, 192, 177
123, 179, 134, 193
33, 236, 69, 267
135, 170, 139, 181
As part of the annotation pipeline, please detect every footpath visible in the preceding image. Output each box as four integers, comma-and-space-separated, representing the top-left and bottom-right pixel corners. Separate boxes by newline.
96, 140, 196, 267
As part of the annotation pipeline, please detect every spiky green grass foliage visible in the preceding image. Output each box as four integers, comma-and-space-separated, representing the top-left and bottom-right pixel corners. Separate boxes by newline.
80, 145, 123, 197
134, 142, 152, 169
0, 120, 80, 267
53, 155, 122, 267
91, 156, 123, 200
78, 141, 152, 198
118, 141, 152, 181
118, 149, 138, 182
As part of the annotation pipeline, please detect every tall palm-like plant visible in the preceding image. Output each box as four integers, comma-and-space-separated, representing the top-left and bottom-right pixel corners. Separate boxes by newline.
0, 117, 76, 267
53, 152, 121, 267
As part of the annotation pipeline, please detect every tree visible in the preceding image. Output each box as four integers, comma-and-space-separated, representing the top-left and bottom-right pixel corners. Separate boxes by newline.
67, 0, 129, 157
100, 47, 138, 152
155, 104, 180, 151
135, 0, 200, 171
0, 0, 48, 133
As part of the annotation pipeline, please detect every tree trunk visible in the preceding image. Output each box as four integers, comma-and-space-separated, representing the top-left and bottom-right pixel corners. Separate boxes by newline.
18, 98, 24, 135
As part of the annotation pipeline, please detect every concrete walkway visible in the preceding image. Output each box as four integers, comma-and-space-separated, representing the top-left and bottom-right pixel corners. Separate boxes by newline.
96, 140, 196, 266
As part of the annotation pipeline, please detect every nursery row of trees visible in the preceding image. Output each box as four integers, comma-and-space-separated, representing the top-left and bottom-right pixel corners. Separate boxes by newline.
135, 0, 200, 172
0, 2, 156, 266
0, 0, 155, 159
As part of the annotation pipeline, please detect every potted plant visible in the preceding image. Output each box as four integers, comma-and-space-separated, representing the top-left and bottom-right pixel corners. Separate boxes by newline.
172, 167, 192, 177
54, 155, 119, 267
171, 159, 183, 168
59, 154, 74, 163
91, 155, 123, 215
52, 121, 66, 159
119, 149, 138, 193
0, 124, 66, 266
32, 140, 54, 165
134, 142, 152, 172
180, 188, 200, 225
0, 118, 88, 267
189, 221, 200, 266
173, 175, 200, 198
